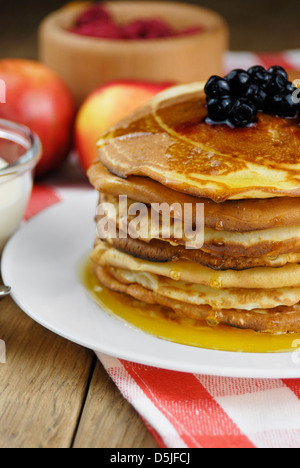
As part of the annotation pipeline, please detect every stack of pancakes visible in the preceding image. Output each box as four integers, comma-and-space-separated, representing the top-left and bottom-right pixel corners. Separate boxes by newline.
88, 81, 300, 334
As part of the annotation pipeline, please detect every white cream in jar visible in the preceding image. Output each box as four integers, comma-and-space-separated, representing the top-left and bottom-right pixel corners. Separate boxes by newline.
0, 157, 32, 251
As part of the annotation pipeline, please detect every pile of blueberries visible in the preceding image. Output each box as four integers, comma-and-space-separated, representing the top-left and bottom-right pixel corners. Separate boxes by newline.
204, 65, 299, 127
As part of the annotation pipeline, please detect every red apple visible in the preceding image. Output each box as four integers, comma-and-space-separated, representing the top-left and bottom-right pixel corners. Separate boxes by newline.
75, 80, 173, 172
0, 59, 75, 176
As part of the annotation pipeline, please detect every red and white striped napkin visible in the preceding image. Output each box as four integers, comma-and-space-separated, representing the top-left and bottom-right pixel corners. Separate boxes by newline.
25, 50, 300, 449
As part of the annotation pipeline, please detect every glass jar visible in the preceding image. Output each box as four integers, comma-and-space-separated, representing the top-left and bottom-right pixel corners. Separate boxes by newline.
0, 119, 41, 252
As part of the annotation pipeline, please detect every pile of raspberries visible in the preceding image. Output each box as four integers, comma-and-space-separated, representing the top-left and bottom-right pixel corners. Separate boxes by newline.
69, 4, 204, 40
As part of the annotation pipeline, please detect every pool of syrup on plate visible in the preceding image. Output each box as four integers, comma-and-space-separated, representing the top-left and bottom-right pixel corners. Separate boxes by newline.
81, 259, 300, 353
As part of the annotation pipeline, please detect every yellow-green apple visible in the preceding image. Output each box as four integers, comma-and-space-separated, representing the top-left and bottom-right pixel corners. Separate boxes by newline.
0, 59, 75, 177
75, 81, 173, 172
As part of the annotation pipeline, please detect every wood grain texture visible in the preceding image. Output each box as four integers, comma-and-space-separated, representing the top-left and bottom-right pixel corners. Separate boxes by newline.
0, 296, 94, 448
73, 361, 159, 448
0, 295, 157, 448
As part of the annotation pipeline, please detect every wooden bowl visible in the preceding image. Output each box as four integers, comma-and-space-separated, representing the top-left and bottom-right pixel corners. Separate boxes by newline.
38, 1, 229, 105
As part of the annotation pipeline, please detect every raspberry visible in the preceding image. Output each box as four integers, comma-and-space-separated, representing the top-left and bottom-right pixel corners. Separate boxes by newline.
123, 18, 175, 39
76, 5, 112, 26
70, 20, 124, 39
70, 5, 205, 40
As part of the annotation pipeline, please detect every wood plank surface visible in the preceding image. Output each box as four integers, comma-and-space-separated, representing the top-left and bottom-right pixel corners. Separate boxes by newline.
73, 360, 159, 448
0, 295, 157, 448
0, 296, 94, 448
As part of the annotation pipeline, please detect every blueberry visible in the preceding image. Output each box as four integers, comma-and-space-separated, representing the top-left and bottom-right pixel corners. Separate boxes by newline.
204, 75, 231, 99
207, 97, 232, 122
228, 98, 257, 127
264, 73, 288, 96
268, 65, 288, 80
248, 67, 272, 87
245, 83, 267, 110
225, 69, 252, 96
286, 81, 296, 93
269, 92, 299, 118
247, 65, 266, 78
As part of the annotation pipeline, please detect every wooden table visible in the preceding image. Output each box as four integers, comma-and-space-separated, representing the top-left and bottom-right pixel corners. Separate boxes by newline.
0, 294, 158, 448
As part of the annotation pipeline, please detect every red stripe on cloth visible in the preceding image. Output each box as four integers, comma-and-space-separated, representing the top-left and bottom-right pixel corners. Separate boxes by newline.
122, 362, 255, 448
25, 185, 61, 220
257, 53, 296, 70
283, 379, 300, 399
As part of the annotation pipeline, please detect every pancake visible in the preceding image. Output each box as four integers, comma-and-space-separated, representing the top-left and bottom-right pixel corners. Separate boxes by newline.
88, 72, 300, 336
96, 82, 300, 202
98, 193, 300, 257
92, 241, 300, 289
88, 161, 300, 232
94, 265, 300, 333
108, 266, 300, 310
106, 235, 300, 270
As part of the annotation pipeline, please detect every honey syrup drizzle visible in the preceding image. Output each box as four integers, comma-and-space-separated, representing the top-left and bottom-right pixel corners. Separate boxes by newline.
99, 91, 300, 202
81, 258, 300, 354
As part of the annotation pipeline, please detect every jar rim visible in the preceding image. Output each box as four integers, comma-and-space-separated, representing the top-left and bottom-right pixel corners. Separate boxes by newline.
0, 118, 42, 178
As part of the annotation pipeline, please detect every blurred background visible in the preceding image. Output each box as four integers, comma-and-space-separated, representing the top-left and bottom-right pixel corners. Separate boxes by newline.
1, 0, 299, 59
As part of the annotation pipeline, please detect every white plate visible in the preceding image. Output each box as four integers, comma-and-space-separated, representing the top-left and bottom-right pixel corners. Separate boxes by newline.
2, 193, 300, 379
